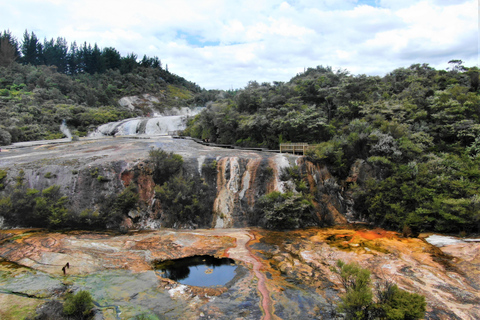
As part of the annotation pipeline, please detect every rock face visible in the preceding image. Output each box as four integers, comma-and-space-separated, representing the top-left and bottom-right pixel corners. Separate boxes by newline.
118, 94, 162, 111
0, 227, 478, 319
88, 108, 202, 137
0, 136, 348, 230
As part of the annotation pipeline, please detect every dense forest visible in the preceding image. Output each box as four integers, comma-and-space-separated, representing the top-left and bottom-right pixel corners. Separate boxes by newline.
0, 30, 202, 143
185, 62, 480, 235
1, 29, 479, 235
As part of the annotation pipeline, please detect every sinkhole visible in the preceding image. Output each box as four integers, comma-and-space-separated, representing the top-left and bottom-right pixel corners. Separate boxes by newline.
154, 255, 238, 287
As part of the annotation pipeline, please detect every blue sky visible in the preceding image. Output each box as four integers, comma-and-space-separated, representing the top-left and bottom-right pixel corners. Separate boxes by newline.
1, 0, 477, 90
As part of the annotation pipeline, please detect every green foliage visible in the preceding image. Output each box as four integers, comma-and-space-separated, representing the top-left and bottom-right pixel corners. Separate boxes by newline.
155, 174, 214, 228
96, 175, 108, 182
0, 126, 12, 145
257, 191, 315, 229
333, 260, 426, 320
0, 169, 140, 230
149, 148, 215, 228
0, 42, 200, 143
0, 169, 6, 189
35, 185, 69, 227
0, 184, 71, 228
63, 290, 94, 319
99, 184, 139, 226
280, 165, 309, 193
148, 148, 184, 185
377, 283, 426, 320
335, 260, 373, 319
89, 167, 99, 177
355, 153, 480, 234
2, 32, 480, 235
307, 140, 347, 177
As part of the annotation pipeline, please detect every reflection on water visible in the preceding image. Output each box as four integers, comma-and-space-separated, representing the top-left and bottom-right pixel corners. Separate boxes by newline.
155, 255, 237, 287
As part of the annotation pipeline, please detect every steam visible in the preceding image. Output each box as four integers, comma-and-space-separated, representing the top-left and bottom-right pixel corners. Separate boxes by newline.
60, 119, 72, 140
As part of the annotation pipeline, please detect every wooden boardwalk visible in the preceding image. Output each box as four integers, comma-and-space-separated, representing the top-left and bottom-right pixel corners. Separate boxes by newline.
174, 134, 311, 156
279, 143, 310, 155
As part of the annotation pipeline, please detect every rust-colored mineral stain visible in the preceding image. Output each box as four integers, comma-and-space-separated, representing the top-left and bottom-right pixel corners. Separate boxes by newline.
224, 230, 277, 320
246, 232, 276, 320
355, 229, 395, 240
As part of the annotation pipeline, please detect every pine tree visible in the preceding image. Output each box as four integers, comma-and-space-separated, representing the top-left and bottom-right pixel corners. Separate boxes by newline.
0, 30, 19, 67
21, 30, 43, 65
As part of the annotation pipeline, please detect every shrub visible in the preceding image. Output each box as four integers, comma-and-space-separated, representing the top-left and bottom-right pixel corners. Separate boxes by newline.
148, 148, 183, 185
0, 127, 12, 145
0, 169, 7, 190
306, 140, 347, 177
155, 173, 214, 228
257, 191, 315, 229
0, 184, 72, 228
63, 290, 94, 319
335, 260, 373, 319
100, 184, 139, 226
377, 282, 426, 320
333, 260, 426, 320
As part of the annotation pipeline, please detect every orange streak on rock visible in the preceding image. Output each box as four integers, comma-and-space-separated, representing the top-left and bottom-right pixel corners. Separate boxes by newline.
355, 229, 396, 240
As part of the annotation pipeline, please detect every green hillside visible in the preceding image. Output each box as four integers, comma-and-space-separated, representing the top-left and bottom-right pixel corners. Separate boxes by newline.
0, 30, 201, 143
185, 63, 480, 234
1, 29, 479, 235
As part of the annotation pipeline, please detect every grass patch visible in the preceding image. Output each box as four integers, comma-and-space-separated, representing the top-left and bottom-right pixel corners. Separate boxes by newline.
0, 293, 42, 320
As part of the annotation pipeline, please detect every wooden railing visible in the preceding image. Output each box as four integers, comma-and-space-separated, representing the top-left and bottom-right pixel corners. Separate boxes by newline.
279, 143, 310, 155
177, 136, 311, 156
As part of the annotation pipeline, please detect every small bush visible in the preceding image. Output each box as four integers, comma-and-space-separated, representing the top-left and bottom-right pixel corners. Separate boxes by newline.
257, 191, 315, 229
149, 148, 183, 185
0, 127, 12, 146
0, 169, 7, 190
63, 290, 94, 319
99, 184, 139, 226
44, 172, 54, 179
155, 173, 214, 228
333, 260, 426, 320
96, 175, 109, 182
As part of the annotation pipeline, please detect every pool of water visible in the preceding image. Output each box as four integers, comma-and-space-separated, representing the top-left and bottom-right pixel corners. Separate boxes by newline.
155, 255, 238, 287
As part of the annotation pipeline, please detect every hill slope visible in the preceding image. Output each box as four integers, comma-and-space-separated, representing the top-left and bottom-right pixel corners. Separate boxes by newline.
185, 62, 480, 234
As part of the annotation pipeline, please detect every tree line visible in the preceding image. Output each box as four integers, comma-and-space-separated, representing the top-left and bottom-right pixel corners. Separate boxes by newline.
185, 62, 480, 234
0, 29, 203, 144
0, 29, 163, 74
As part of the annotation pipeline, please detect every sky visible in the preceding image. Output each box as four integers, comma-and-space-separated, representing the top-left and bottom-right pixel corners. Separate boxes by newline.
1, 0, 478, 90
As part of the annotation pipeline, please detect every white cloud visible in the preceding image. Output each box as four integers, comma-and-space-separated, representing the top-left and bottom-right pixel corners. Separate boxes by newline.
0, 0, 477, 89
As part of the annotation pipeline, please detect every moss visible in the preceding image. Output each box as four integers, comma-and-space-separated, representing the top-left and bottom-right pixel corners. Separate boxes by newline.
97, 175, 109, 182
167, 85, 193, 100
44, 172, 56, 179
0, 294, 42, 320
90, 167, 99, 177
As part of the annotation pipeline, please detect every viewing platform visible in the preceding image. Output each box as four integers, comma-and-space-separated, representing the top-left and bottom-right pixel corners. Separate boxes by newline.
279, 143, 310, 155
